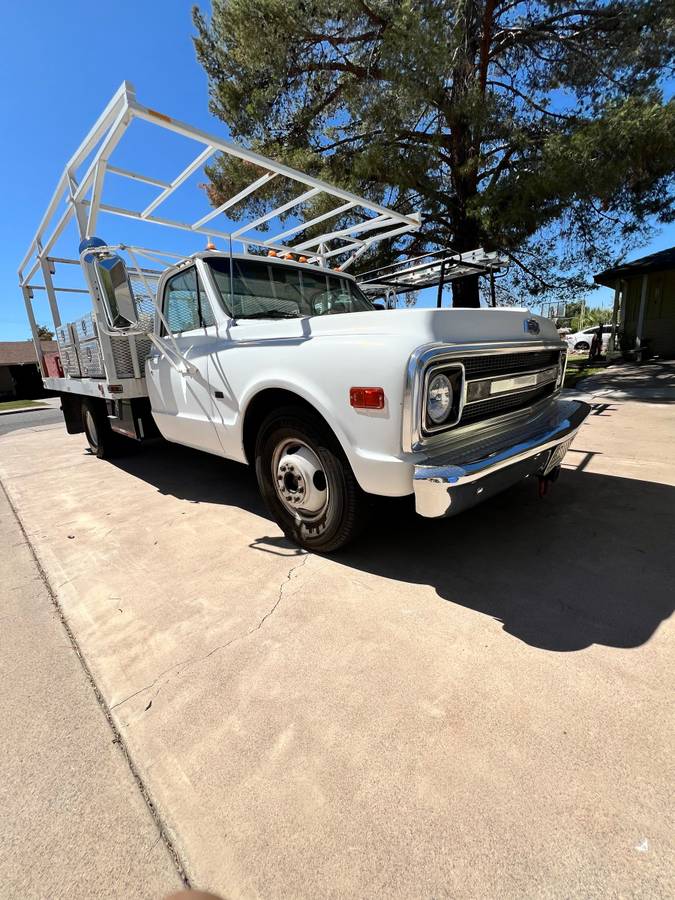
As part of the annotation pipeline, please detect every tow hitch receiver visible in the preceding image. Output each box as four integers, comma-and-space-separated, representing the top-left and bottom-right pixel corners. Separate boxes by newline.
538, 465, 561, 498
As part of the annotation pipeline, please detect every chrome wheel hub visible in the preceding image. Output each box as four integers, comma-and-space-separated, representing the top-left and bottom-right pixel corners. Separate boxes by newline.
273, 440, 329, 520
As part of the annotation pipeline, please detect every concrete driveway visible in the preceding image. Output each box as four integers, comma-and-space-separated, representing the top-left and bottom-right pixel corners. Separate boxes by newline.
577, 359, 675, 403
1, 387, 673, 898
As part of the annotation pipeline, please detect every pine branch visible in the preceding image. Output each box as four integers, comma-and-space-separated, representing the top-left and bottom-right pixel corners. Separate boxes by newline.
488, 78, 578, 121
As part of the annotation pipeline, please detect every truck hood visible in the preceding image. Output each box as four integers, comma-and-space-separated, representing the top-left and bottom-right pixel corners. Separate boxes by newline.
227, 307, 561, 347
310, 307, 559, 344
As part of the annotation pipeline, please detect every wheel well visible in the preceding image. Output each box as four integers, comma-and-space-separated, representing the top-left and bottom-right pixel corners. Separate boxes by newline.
242, 388, 335, 465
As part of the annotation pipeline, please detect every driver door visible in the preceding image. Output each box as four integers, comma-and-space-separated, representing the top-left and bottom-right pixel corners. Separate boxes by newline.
146, 265, 224, 456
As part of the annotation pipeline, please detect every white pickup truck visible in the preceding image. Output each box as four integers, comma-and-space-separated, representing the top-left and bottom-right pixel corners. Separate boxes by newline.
19, 84, 590, 551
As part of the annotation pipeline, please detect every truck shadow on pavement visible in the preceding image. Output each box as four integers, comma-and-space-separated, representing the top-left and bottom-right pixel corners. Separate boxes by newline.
112, 441, 674, 654
338, 470, 675, 652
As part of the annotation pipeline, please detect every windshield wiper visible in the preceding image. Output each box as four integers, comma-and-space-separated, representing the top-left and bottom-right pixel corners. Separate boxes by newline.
237, 311, 301, 319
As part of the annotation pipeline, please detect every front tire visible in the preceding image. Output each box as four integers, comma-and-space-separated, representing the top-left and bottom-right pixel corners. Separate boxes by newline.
255, 407, 366, 552
574, 341, 590, 352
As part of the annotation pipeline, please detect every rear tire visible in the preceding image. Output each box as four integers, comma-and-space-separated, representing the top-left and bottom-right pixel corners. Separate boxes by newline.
255, 406, 367, 553
81, 398, 120, 459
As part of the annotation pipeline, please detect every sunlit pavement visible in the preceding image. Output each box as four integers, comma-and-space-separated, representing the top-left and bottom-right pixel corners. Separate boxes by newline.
0, 472, 181, 898
1, 386, 673, 898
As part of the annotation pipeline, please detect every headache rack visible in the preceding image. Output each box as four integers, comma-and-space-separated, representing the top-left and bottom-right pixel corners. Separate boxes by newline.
358, 248, 506, 306
17, 81, 425, 396
48, 245, 182, 397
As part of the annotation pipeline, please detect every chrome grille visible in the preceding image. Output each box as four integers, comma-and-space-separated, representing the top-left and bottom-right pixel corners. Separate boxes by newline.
462, 350, 560, 380
420, 346, 564, 439
460, 383, 555, 425
458, 348, 562, 428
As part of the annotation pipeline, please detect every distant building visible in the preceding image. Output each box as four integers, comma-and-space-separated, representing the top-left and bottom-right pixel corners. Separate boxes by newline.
595, 247, 675, 359
0, 341, 59, 400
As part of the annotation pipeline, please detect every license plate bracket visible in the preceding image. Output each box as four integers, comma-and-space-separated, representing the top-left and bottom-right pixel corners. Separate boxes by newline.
544, 437, 573, 474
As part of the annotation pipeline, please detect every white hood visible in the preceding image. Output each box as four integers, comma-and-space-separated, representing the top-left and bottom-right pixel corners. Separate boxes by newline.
227, 307, 560, 347
311, 307, 559, 344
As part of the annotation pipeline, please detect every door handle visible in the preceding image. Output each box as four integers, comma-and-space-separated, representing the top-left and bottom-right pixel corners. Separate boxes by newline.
214, 390, 224, 399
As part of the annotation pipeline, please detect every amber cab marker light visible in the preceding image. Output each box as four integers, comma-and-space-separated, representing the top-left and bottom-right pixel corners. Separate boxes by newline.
350, 387, 385, 410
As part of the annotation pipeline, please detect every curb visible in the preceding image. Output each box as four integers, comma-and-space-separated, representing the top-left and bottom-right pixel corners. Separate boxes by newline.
0, 405, 50, 416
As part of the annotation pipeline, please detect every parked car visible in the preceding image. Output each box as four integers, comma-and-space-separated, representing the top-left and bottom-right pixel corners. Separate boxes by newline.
565, 324, 614, 353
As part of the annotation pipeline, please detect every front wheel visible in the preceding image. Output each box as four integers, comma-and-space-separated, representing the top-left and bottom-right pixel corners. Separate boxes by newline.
574, 341, 590, 352
255, 407, 367, 552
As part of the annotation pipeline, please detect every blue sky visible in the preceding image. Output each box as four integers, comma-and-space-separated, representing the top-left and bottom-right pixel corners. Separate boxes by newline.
1, 0, 673, 340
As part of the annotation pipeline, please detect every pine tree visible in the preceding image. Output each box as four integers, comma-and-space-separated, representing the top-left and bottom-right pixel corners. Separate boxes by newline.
193, 0, 674, 306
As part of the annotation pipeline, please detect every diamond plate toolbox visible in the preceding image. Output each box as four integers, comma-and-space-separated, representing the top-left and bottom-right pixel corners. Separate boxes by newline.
74, 313, 97, 341
55, 323, 75, 348
59, 345, 81, 376
78, 339, 105, 378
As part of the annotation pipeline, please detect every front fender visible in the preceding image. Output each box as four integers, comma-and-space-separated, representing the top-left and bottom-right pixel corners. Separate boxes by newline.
237, 373, 413, 498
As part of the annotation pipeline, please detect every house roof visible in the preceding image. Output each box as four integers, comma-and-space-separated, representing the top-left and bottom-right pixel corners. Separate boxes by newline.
594, 247, 675, 287
0, 341, 58, 365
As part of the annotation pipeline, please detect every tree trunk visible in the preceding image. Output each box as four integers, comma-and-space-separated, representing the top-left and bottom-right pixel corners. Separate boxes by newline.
445, 0, 485, 309
450, 215, 482, 308
451, 274, 480, 307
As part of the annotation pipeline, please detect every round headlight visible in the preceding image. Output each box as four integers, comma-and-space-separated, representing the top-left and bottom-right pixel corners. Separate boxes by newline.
427, 372, 453, 425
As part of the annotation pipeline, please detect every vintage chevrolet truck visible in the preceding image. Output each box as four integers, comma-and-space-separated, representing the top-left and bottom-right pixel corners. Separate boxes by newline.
18, 84, 590, 551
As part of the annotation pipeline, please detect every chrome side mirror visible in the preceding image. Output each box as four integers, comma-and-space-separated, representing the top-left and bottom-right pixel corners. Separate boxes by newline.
94, 254, 139, 328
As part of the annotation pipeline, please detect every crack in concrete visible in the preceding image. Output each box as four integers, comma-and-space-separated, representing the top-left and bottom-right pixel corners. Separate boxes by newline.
257, 551, 310, 632
111, 552, 311, 713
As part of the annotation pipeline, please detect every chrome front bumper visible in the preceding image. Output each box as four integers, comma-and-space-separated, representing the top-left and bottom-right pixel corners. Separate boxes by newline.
413, 399, 590, 518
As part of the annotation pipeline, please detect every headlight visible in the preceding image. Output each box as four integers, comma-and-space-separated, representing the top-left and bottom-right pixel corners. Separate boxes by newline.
427, 373, 453, 424
422, 363, 464, 433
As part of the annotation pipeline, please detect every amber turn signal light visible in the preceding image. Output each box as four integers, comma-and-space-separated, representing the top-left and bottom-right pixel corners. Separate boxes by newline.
350, 387, 385, 410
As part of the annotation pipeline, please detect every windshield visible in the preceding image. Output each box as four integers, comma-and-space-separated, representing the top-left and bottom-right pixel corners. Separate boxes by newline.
207, 257, 374, 319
